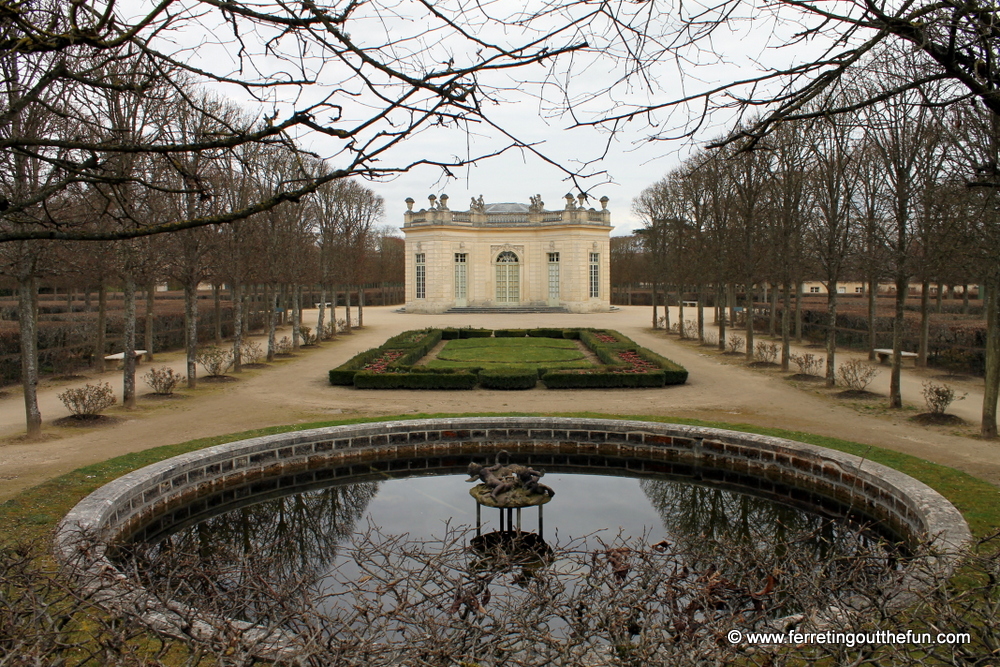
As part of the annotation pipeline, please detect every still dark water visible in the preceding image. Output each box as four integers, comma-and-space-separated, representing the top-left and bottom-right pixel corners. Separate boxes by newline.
118, 468, 897, 627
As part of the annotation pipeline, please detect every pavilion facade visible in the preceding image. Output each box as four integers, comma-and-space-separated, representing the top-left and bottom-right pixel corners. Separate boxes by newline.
402, 193, 612, 313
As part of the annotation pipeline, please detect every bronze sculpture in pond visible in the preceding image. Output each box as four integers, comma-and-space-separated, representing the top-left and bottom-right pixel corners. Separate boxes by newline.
466, 451, 555, 504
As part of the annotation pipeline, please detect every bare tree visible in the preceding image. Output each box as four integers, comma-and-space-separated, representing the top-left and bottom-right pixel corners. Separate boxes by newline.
860, 65, 947, 409
804, 112, 859, 387
0, 0, 597, 246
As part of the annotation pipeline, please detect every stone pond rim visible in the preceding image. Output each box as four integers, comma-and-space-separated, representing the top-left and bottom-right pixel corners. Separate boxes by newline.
54, 416, 972, 661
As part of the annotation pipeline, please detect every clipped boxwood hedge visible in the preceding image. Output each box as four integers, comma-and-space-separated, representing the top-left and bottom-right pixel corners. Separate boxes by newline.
542, 369, 666, 388
527, 328, 566, 338
478, 366, 538, 390
440, 327, 493, 339
330, 327, 687, 389
328, 347, 385, 385
461, 328, 494, 338
634, 348, 689, 385
354, 370, 478, 389
495, 329, 528, 338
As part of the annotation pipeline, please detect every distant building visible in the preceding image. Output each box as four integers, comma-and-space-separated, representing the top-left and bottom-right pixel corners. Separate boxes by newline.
801, 281, 978, 297
402, 193, 612, 313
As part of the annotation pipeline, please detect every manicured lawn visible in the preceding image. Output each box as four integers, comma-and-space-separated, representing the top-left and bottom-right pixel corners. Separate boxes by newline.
427, 337, 594, 370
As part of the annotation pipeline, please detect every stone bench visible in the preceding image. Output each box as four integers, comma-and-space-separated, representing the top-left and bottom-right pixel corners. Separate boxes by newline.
104, 350, 147, 366
874, 348, 918, 365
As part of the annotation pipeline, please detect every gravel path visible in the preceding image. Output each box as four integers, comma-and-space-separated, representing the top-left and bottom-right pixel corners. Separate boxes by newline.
1, 305, 996, 502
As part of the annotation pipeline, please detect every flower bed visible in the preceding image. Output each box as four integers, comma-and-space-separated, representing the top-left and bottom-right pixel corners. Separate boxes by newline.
328, 328, 687, 389
362, 350, 405, 373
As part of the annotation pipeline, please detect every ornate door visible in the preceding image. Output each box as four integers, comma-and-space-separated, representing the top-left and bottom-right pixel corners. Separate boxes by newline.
495, 251, 520, 304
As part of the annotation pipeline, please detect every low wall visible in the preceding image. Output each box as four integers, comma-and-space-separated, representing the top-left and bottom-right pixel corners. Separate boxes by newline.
55, 417, 972, 660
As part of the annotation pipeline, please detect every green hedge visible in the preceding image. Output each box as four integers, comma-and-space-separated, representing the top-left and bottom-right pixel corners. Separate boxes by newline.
634, 348, 689, 385
579, 329, 637, 351
330, 327, 688, 389
542, 370, 666, 388
461, 328, 494, 338
354, 370, 478, 389
478, 366, 538, 389
383, 328, 442, 351
527, 328, 566, 338
495, 329, 528, 338
441, 327, 493, 339
328, 347, 384, 385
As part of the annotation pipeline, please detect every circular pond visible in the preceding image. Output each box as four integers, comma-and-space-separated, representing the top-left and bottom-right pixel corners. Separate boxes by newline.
57, 418, 971, 663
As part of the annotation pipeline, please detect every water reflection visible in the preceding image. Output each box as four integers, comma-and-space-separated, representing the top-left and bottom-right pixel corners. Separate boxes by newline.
121, 471, 897, 626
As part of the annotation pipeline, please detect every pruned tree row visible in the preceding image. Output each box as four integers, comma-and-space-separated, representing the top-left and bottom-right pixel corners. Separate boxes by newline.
630, 46, 1000, 438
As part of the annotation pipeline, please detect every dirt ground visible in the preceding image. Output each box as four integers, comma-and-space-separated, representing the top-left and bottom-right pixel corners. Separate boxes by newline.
1, 305, 997, 503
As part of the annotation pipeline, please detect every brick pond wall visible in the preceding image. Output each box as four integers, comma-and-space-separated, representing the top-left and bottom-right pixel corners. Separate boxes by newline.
54, 417, 971, 660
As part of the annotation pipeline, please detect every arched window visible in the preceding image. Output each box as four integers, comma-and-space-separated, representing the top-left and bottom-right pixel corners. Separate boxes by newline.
495, 251, 519, 303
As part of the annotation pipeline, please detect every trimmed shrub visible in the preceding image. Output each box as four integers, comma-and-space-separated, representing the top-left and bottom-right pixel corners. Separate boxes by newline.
479, 366, 538, 390
495, 329, 528, 338
542, 370, 666, 388
354, 370, 478, 389
837, 359, 879, 391
197, 346, 233, 376
527, 328, 565, 338
328, 347, 384, 385
579, 329, 636, 351
632, 348, 689, 385
440, 328, 461, 340
58, 382, 117, 416
562, 329, 581, 339
922, 380, 966, 414
460, 328, 494, 338
143, 367, 185, 395
383, 329, 441, 352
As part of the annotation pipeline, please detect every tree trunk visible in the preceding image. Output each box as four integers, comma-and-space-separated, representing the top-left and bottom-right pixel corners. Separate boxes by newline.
795, 281, 803, 342
329, 285, 337, 338
717, 283, 727, 351
345, 287, 353, 331
825, 282, 838, 387
936, 281, 944, 313
768, 283, 778, 337
963, 283, 970, 315
292, 284, 301, 349
662, 285, 671, 331
677, 287, 685, 338
867, 280, 877, 360
232, 282, 244, 373
982, 271, 1000, 438
918, 279, 930, 367
316, 285, 326, 341
144, 280, 155, 362
184, 281, 198, 389
358, 285, 364, 327
18, 276, 42, 438
84, 288, 92, 312
889, 275, 907, 409
697, 283, 705, 343
95, 281, 107, 373
781, 280, 791, 372
652, 282, 659, 328
213, 283, 223, 345
744, 281, 755, 362
266, 284, 277, 361
727, 283, 737, 326
123, 275, 137, 409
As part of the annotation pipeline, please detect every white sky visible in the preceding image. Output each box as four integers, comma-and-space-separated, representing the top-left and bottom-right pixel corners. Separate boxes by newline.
134, 0, 844, 237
